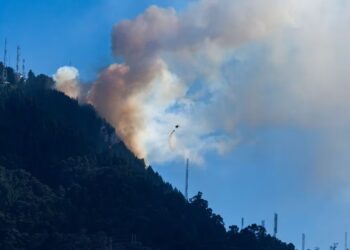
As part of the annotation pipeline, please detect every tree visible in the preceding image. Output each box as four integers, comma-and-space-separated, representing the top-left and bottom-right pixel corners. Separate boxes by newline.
0, 66, 296, 250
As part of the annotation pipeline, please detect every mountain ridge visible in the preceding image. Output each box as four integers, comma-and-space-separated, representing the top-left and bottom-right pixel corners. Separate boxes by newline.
0, 63, 295, 250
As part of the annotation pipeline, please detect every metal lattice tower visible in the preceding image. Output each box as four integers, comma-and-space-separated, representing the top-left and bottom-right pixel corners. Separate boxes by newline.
2, 38, 8, 83
345, 232, 348, 250
185, 158, 189, 200
273, 213, 278, 237
261, 220, 265, 228
16, 46, 20, 74
302, 233, 305, 250
241, 217, 244, 230
22, 59, 25, 78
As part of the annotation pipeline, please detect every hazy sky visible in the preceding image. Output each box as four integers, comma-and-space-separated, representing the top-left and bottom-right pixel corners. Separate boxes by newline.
1, 1, 350, 249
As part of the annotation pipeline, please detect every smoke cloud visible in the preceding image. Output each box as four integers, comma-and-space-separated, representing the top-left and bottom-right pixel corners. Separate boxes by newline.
85, 0, 294, 163
55, 0, 350, 176
53, 66, 81, 99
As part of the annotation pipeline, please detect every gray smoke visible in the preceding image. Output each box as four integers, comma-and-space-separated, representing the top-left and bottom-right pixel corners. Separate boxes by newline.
84, 0, 294, 163
55, 0, 350, 182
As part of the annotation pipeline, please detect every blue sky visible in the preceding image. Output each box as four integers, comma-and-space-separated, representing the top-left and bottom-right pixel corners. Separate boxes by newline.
1, 0, 349, 249
0, 0, 187, 79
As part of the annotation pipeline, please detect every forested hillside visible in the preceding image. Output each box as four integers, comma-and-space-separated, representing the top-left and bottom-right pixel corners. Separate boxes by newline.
0, 63, 295, 250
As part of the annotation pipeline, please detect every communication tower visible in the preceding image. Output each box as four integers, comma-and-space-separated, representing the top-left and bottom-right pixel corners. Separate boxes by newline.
1, 38, 8, 83
185, 158, 189, 200
273, 213, 278, 237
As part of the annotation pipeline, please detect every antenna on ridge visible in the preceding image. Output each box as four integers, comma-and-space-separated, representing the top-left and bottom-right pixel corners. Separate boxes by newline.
273, 213, 278, 237
2, 38, 8, 83
345, 232, 348, 250
16, 46, 20, 74
302, 233, 305, 250
3, 39, 7, 65
22, 58, 26, 80
185, 158, 189, 200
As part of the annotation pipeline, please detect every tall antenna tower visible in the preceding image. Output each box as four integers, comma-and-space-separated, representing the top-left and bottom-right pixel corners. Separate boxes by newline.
3, 39, 7, 65
185, 158, 189, 200
241, 217, 244, 230
2, 38, 8, 83
302, 233, 305, 250
261, 220, 265, 228
345, 232, 348, 250
273, 213, 278, 237
16, 46, 20, 74
22, 59, 26, 79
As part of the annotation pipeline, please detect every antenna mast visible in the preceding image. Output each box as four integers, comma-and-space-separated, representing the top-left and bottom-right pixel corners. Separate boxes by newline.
2, 38, 8, 83
22, 59, 26, 79
16, 46, 20, 74
185, 158, 189, 200
274, 213, 278, 237
346, 232, 348, 250
302, 233, 305, 250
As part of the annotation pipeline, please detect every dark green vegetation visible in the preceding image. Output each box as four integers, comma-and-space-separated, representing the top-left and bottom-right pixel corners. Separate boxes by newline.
0, 63, 295, 250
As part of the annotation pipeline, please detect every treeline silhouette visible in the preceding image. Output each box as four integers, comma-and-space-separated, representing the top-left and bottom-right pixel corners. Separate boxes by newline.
0, 63, 295, 250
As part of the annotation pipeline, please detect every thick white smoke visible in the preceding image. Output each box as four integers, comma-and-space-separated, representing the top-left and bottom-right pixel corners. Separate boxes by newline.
53, 66, 80, 99
55, 0, 350, 178
84, 0, 295, 164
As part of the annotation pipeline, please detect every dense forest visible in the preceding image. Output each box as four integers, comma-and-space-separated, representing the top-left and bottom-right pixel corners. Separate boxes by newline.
0, 63, 295, 250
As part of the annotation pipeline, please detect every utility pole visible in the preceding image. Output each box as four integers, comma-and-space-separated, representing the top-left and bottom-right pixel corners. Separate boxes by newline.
22, 59, 26, 80
274, 213, 278, 237
185, 158, 189, 200
16, 46, 20, 74
2, 38, 8, 83
346, 232, 348, 250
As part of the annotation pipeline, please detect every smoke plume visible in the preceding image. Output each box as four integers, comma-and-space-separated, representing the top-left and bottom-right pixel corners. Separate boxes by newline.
55, 0, 350, 175
53, 66, 80, 99
85, 0, 294, 163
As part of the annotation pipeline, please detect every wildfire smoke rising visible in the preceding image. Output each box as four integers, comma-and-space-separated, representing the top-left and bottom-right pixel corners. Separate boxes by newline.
53, 66, 80, 100
55, 0, 350, 178
74, 0, 292, 163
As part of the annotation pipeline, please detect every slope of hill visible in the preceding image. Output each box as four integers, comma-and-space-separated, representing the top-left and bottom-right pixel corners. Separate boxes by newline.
0, 64, 295, 250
